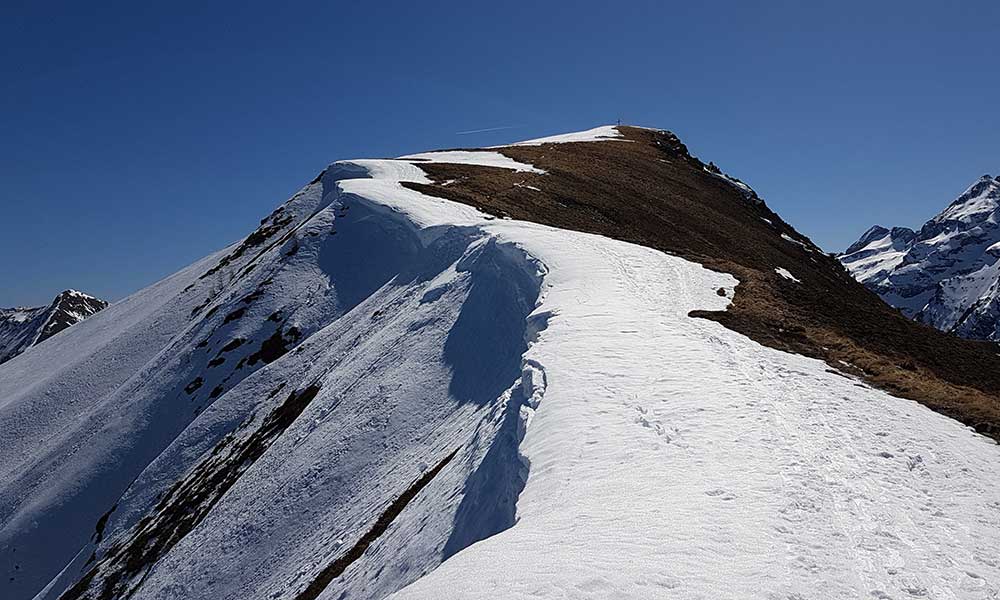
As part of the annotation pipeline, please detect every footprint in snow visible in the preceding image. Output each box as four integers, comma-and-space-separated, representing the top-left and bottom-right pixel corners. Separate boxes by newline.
705, 489, 736, 500
635, 414, 668, 438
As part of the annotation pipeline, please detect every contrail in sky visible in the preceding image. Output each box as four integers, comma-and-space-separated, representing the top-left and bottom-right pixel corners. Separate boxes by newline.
455, 125, 521, 135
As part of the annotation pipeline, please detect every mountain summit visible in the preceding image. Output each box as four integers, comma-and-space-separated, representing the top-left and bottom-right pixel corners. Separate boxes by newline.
3, 127, 999, 600
0, 289, 107, 364
841, 174, 1000, 339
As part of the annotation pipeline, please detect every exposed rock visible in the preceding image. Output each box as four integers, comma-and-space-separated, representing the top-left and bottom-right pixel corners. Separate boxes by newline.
0, 289, 107, 364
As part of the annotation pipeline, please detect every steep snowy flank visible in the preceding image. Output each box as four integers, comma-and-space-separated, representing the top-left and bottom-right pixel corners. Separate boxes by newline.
840, 225, 916, 283
841, 175, 1000, 339
3, 149, 553, 600
0, 289, 107, 364
4, 126, 1000, 600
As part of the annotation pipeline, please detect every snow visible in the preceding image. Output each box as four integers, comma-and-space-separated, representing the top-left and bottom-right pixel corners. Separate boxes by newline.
330, 148, 1000, 600
0, 178, 339, 598
774, 267, 800, 282
848, 251, 907, 283
840, 228, 909, 284
399, 151, 544, 174
729, 179, 752, 195
0, 291, 105, 364
63, 289, 98, 300
5, 128, 1000, 600
923, 260, 1000, 332
840, 227, 916, 286
498, 125, 626, 147
935, 176, 1000, 224
0, 248, 231, 596
0, 308, 34, 324
329, 159, 432, 184
780, 232, 815, 252
394, 229, 1000, 599
841, 175, 1000, 336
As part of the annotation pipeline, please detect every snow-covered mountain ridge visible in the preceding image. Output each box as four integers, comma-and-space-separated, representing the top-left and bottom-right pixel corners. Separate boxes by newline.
0, 289, 107, 364
2, 126, 999, 600
841, 175, 1000, 339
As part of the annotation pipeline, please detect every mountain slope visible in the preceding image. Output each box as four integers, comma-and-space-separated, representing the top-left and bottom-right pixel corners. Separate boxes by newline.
2, 126, 998, 600
412, 127, 1000, 438
0, 290, 107, 364
841, 175, 1000, 340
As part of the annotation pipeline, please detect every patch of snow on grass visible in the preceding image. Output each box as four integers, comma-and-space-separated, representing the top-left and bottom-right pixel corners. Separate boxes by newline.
775, 267, 800, 283
781, 232, 815, 252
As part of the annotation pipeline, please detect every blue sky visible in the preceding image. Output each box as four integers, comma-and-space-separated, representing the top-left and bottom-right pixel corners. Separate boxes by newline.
2, 0, 998, 306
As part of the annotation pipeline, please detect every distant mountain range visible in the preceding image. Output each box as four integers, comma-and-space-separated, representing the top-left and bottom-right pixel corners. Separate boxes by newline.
841, 174, 1000, 340
0, 289, 107, 364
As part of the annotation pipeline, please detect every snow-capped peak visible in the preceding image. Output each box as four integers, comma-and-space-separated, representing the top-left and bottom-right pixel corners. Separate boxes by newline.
930, 173, 1000, 225
0, 289, 107, 364
841, 173, 1000, 339
839, 225, 915, 285
843, 225, 889, 254
60, 288, 99, 300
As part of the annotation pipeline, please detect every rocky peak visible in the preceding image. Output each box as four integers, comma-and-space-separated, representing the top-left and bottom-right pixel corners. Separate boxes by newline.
38, 290, 108, 343
841, 173, 1000, 339
0, 289, 107, 364
929, 174, 1000, 227
844, 225, 890, 254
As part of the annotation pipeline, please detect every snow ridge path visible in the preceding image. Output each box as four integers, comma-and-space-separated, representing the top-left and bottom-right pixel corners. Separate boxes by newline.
392, 194, 1000, 597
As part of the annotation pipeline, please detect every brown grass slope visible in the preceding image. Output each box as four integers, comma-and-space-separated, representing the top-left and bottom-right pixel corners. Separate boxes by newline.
402, 125, 1000, 441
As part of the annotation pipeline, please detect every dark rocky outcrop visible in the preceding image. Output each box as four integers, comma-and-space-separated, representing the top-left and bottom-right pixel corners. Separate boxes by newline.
0, 290, 107, 364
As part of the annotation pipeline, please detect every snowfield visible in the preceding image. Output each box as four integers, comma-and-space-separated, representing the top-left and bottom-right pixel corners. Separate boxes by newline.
396, 245, 1000, 599
2, 129, 999, 600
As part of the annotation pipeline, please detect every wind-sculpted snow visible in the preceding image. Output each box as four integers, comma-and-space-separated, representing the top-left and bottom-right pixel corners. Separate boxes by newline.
498, 124, 625, 146
396, 227, 1000, 600
398, 151, 544, 173
13, 149, 549, 600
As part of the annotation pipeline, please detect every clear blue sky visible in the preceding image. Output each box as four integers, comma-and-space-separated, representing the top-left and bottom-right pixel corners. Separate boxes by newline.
2, 0, 998, 306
